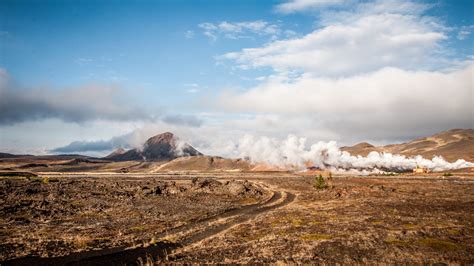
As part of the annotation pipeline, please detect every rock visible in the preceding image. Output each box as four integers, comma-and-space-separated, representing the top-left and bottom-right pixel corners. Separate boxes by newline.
154, 181, 183, 196
191, 177, 222, 192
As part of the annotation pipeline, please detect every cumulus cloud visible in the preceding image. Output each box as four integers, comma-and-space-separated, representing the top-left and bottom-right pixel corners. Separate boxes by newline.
199, 20, 280, 41
0, 69, 155, 125
221, 9, 447, 76
209, 0, 473, 141
216, 63, 474, 140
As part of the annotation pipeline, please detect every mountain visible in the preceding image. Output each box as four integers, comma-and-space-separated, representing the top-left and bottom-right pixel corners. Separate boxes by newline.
105, 132, 202, 162
341, 129, 474, 162
142, 132, 201, 160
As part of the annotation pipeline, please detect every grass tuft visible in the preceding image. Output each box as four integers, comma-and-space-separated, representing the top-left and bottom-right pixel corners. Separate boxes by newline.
300, 233, 332, 241
416, 238, 461, 251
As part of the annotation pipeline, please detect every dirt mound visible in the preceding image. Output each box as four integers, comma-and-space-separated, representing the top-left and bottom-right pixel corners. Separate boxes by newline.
189, 177, 263, 196
342, 129, 474, 162
136, 177, 264, 197
155, 156, 251, 172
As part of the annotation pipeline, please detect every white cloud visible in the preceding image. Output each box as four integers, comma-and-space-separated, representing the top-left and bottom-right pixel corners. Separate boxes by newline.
457, 25, 474, 40
198, 20, 281, 40
215, 63, 474, 140
276, 0, 346, 13
0, 69, 156, 125
221, 10, 447, 76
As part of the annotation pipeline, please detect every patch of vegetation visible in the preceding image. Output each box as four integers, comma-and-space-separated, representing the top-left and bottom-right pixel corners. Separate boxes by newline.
402, 223, 417, 230
447, 228, 461, 235
385, 238, 411, 248
270, 220, 281, 227
416, 238, 461, 251
309, 220, 322, 226
370, 219, 384, 225
70, 200, 84, 207
0, 171, 38, 179
130, 225, 149, 231
314, 175, 327, 190
290, 218, 303, 227
300, 233, 332, 241
42, 176, 49, 184
442, 172, 453, 177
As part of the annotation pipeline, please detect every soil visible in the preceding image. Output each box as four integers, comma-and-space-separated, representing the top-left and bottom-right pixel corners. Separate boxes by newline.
1, 172, 473, 264
0, 175, 268, 263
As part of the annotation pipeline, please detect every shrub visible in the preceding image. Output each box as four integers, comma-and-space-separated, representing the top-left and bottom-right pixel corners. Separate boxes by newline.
442, 172, 453, 177
314, 174, 327, 190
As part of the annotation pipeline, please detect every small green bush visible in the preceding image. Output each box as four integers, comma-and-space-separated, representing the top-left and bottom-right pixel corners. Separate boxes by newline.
314, 174, 327, 190
442, 172, 453, 177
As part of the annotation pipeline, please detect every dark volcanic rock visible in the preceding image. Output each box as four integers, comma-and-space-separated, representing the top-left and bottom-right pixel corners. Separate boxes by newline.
105, 148, 143, 162
191, 177, 223, 192
104, 132, 202, 162
224, 180, 263, 196
142, 132, 202, 161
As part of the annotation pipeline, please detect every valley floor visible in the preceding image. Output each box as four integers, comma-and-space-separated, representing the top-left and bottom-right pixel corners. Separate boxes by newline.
1, 172, 473, 264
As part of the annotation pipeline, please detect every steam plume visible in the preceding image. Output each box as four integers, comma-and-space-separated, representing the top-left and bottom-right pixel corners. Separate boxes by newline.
236, 135, 474, 173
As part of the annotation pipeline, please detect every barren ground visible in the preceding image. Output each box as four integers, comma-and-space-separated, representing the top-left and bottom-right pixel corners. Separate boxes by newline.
1, 172, 473, 264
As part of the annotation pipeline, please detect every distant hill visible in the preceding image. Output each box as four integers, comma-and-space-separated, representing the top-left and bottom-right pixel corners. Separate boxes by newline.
153, 156, 251, 172
0, 152, 24, 159
104, 148, 126, 159
341, 129, 474, 162
105, 132, 202, 162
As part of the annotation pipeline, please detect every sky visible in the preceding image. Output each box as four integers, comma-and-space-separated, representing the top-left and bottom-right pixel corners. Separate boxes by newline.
0, 0, 473, 157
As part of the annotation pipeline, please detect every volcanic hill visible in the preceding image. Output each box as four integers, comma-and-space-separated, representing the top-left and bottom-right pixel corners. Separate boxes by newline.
341, 129, 474, 162
105, 132, 202, 162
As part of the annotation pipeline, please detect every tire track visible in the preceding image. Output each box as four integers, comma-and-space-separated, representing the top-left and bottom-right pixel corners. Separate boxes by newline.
3, 186, 295, 266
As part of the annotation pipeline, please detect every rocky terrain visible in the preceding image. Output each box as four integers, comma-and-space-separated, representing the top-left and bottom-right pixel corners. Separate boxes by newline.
0, 175, 267, 262
1, 129, 473, 264
1, 171, 473, 264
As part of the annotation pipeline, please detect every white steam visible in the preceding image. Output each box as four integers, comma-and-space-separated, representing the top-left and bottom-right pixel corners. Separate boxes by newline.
236, 134, 474, 173
173, 138, 189, 156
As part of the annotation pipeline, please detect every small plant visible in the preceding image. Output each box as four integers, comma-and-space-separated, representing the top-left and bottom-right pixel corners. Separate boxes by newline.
41, 176, 49, 184
314, 174, 327, 190
442, 172, 453, 177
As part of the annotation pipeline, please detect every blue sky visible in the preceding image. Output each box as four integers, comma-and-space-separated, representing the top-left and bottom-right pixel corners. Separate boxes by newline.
0, 0, 473, 156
